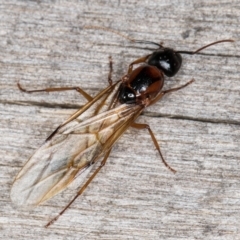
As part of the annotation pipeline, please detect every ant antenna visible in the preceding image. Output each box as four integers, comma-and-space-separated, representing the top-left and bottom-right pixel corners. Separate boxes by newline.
134, 40, 164, 48
84, 26, 233, 53
84, 26, 164, 48
177, 39, 234, 55
84, 26, 136, 43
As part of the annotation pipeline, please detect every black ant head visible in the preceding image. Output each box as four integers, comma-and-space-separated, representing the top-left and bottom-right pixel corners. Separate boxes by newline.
136, 39, 233, 78
147, 48, 182, 77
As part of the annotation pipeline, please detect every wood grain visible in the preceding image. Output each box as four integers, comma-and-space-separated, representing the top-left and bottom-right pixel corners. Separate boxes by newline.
0, 1, 239, 239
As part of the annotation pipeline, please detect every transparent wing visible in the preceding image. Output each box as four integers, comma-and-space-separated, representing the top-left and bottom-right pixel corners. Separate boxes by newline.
11, 86, 142, 207
56, 80, 122, 131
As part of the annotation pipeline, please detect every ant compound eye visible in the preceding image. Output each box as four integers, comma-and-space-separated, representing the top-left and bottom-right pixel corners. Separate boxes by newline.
127, 92, 135, 98
148, 48, 182, 77
119, 86, 136, 104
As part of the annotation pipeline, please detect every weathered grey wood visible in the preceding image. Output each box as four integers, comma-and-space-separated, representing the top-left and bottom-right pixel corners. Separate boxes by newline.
0, 1, 239, 239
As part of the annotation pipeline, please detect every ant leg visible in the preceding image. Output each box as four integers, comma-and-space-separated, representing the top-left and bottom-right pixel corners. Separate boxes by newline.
162, 79, 194, 95
45, 148, 112, 228
148, 79, 194, 106
127, 54, 151, 74
130, 122, 176, 173
17, 81, 93, 102
108, 56, 113, 86
132, 80, 194, 171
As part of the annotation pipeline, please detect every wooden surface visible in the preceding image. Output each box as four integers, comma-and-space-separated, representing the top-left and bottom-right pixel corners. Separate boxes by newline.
0, 1, 239, 239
